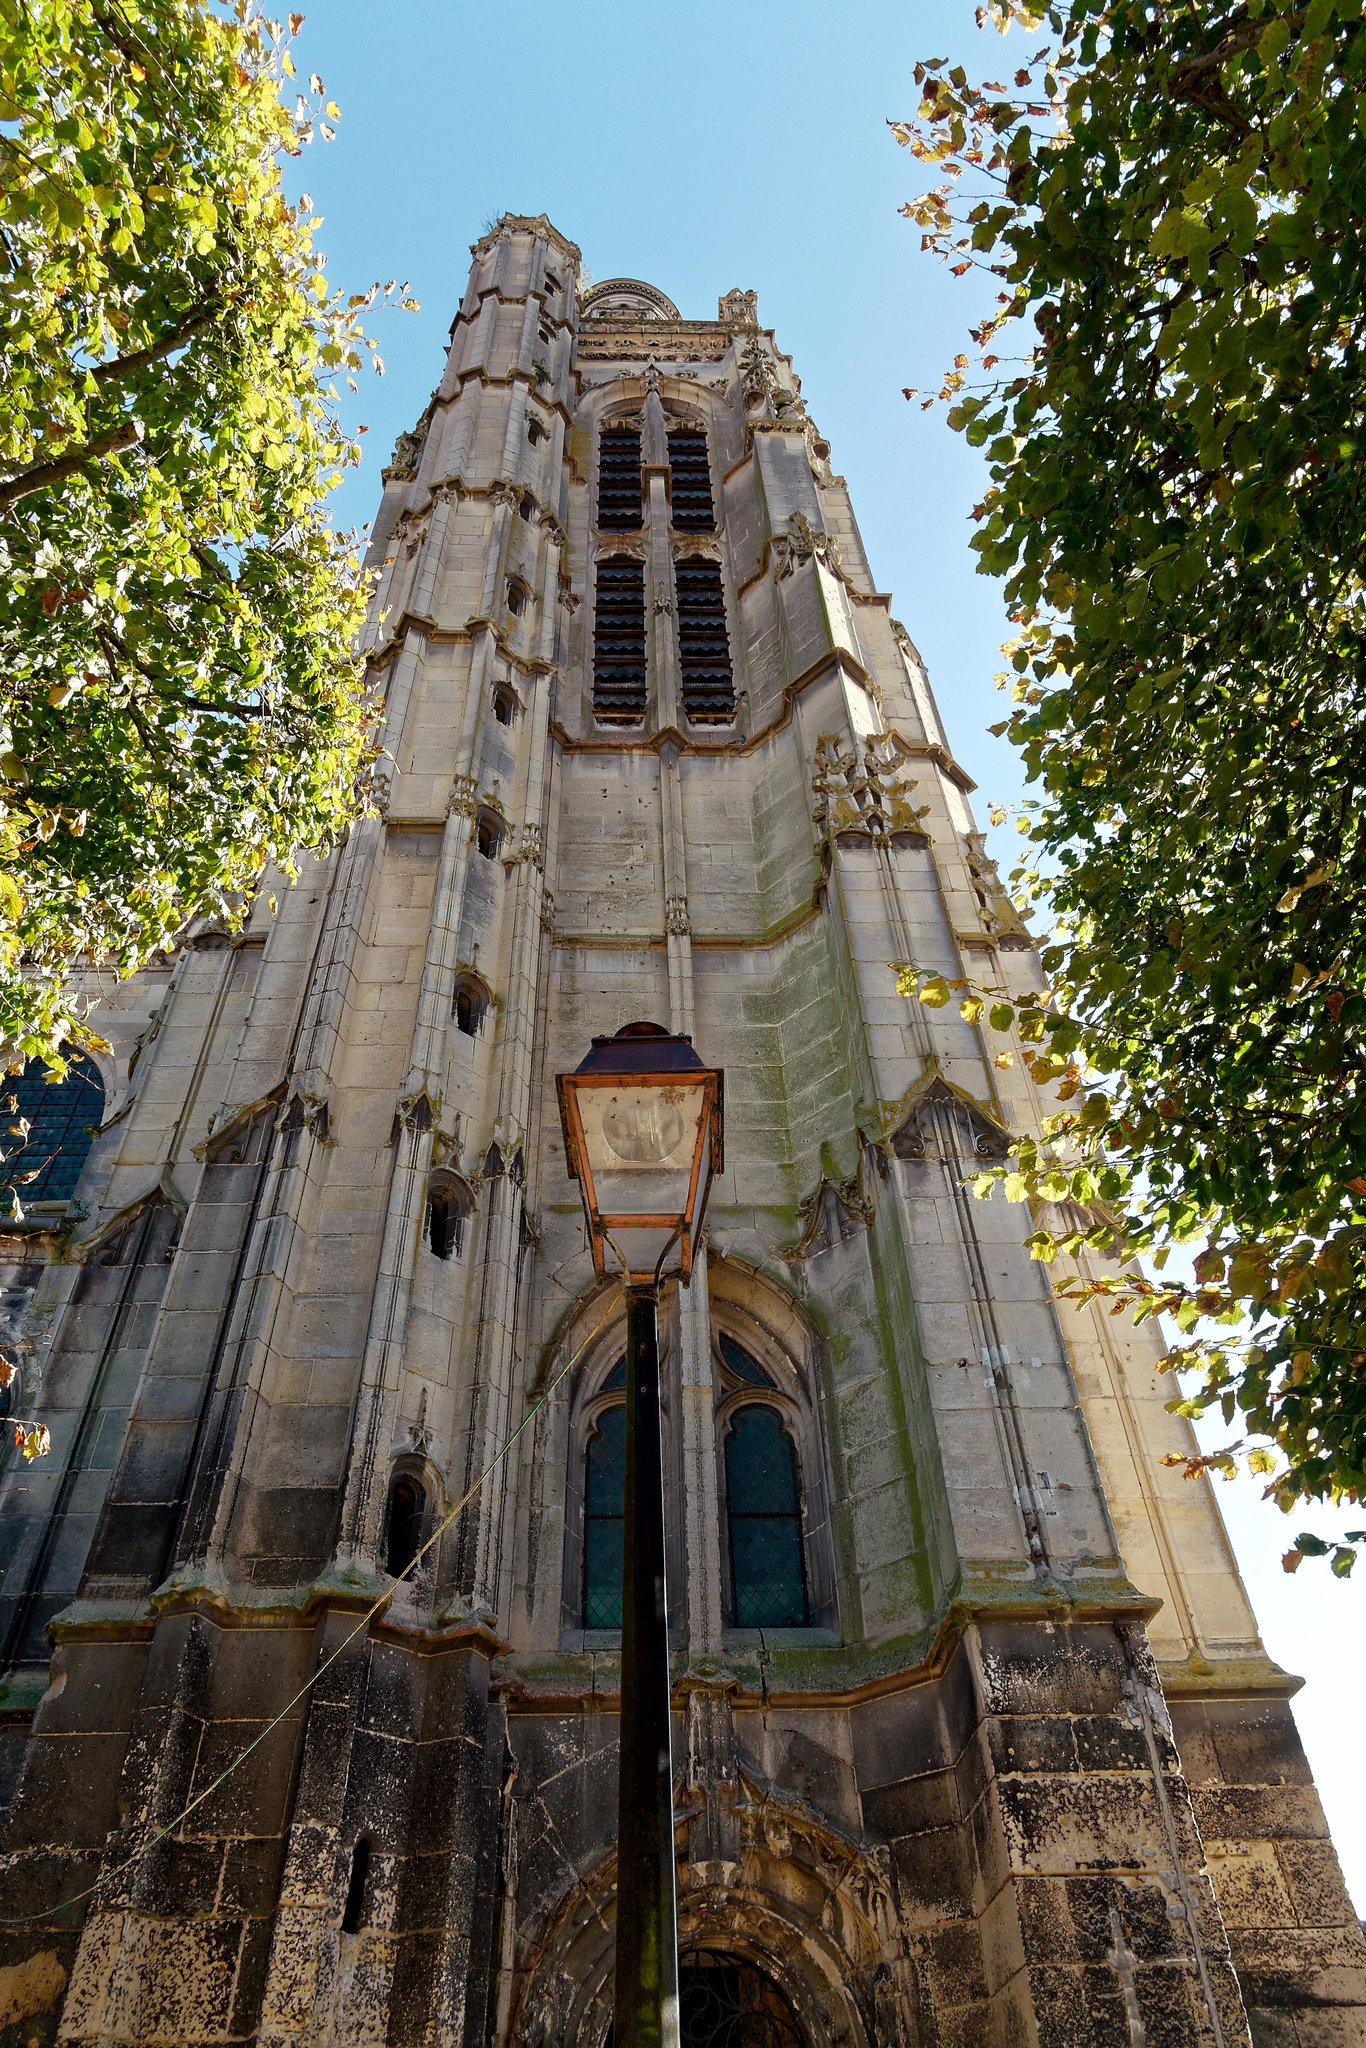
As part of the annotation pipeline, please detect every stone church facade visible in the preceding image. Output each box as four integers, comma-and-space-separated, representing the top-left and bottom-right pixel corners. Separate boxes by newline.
0, 213, 1360, 2047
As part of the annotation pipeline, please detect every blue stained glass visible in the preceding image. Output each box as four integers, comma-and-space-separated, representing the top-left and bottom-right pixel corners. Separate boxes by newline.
725, 1407, 808, 1628
584, 1405, 626, 1627
0, 1057, 104, 1206
603, 1355, 627, 1391
718, 1333, 773, 1387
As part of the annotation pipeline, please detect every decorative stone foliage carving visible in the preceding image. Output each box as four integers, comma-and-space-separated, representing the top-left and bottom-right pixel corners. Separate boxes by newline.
811, 734, 931, 848
383, 402, 432, 483
773, 510, 841, 582
665, 894, 691, 935
718, 287, 760, 327
964, 832, 1035, 949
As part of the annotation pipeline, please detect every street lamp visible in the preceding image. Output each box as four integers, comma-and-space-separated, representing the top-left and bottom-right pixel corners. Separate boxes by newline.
557, 1023, 724, 2048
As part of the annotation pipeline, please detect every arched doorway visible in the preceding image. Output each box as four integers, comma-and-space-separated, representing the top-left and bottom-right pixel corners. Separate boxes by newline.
679, 1950, 804, 2048
606, 1953, 803, 2048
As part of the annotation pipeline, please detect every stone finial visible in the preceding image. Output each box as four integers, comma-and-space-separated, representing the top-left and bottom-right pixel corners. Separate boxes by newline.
718, 288, 759, 328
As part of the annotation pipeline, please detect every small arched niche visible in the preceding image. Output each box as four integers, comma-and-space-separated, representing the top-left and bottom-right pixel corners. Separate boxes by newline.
476, 809, 506, 861
452, 973, 491, 1038
506, 575, 530, 618
425, 1171, 473, 1260
492, 678, 522, 727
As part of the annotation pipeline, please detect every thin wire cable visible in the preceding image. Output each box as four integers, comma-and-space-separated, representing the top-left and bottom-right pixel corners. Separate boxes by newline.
0, 1281, 624, 1929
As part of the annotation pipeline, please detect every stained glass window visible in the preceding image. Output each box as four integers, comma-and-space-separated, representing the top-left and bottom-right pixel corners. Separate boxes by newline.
718, 1334, 773, 1388
725, 1407, 808, 1628
583, 1405, 627, 1628
0, 1056, 104, 1207
603, 1355, 627, 1391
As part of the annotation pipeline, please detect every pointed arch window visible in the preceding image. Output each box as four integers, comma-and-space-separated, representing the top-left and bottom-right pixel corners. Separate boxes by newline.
724, 1406, 808, 1628
0, 1056, 104, 1208
593, 556, 647, 725
597, 427, 642, 530
583, 1403, 627, 1628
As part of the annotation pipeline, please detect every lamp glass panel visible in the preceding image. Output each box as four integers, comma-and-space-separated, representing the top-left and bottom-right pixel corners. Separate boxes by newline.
577, 1081, 707, 1220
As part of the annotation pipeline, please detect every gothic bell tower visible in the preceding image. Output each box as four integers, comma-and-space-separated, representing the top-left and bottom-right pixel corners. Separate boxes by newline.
0, 214, 1360, 2048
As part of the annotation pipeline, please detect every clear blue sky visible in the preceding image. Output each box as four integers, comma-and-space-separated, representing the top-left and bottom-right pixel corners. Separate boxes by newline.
287, 0, 1363, 1905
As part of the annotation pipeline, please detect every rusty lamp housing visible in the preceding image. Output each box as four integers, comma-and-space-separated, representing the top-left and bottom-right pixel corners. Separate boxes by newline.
556, 1022, 723, 1288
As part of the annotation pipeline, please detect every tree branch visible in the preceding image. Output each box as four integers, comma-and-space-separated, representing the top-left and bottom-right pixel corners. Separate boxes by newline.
90, 301, 222, 387
0, 418, 144, 514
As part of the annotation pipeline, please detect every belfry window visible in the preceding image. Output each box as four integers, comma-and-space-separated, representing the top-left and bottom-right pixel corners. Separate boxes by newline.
675, 558, 734, 725
724, 1406, 809, 1628
583, 1404, 627, 1628
597, 427, 642, 531
667, 428, 715, 531
0, 1056, 104, 1209
592, 556, 647, 725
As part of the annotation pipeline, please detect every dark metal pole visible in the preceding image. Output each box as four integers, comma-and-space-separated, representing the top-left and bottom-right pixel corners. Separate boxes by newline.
614, 1286, 679, 2048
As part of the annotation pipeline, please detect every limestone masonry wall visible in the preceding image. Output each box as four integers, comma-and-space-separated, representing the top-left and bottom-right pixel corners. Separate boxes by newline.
0, 215, 1358, 2048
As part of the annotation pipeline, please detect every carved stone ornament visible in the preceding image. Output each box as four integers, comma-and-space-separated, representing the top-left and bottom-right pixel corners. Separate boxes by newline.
883, 1066, 1011, 1163
580, 277, 681, 323
717, 287, 760, 328
664, 893, 691, 936
448, 774, 479, 819
489, 478, 522, 509
772, 510, 842, 583
740, 338, 778, 409
383, 401, 433, 484
782, 1141, 878, 1262
890, 616, 927, 668
509, 822, 544, 870
965, 832, 1035, 949
811, 734, 931, 849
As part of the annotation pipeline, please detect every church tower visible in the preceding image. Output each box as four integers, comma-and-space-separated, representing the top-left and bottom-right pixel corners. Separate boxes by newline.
0, 214, 1360, 2048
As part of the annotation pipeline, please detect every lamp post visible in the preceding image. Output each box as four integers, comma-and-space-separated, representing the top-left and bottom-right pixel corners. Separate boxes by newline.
557, 1023, 724, 2048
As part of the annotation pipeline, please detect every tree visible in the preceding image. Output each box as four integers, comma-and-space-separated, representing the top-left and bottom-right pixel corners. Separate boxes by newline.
0, 0, 409, 1076
893, 0, 1366, 1570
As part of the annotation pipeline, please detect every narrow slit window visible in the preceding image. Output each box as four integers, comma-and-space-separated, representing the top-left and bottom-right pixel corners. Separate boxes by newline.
667, 429, 715, 531
675, 558, 734, 725
477, 811, 506, 860
725, 1407, 808, 1628
526, 415, 546, 447
384, 1474, 427, 1578
597, 428, 642, 531
583, 1406, 627, 1628
342, 1838, 371, 1934
592, 556, 647, 725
